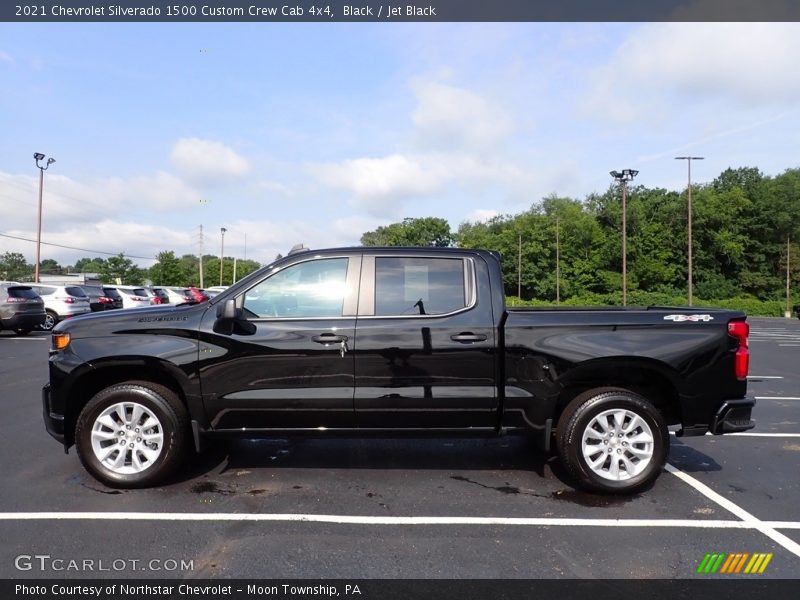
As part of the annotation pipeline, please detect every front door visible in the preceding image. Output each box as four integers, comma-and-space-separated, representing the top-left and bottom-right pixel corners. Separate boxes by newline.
198, 254, 360, 430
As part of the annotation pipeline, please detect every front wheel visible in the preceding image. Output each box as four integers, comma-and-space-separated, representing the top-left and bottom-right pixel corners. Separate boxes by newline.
75, 382, 189, 488
556, 387, 669, 494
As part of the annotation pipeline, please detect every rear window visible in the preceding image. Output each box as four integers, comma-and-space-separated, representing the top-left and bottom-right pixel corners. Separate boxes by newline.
103, 288, 122, 299
82, 286, 102, 295
7, 287, 40, 299
132, 288, 148, 296
65, 286, 88, 297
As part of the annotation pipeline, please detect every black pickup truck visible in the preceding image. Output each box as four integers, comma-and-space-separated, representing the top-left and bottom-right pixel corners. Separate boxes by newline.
43, 247, 754, 493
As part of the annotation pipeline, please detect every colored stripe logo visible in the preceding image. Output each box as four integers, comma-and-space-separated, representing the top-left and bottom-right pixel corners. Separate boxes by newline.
696, 552, 773, 574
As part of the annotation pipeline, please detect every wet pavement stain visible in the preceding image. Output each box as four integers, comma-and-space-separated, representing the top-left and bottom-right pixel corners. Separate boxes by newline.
451, 475, 549, 498
246, 489, 267, 496
550, 489, 638, 507
80, 484, 122, 495
191, 481, 236, 495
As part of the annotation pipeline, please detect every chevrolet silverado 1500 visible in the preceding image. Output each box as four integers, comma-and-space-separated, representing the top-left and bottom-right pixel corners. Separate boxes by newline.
43, 247, 754, 492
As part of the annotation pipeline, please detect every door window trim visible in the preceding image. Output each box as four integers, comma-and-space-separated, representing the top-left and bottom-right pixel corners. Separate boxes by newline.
357, 254, 477, 319
239, 254, 362, 321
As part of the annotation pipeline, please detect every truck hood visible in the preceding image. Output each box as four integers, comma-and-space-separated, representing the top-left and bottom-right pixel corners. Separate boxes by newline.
53, 303, 207, 338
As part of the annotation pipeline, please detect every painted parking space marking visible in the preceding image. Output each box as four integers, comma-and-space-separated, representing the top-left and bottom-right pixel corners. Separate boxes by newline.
0, 511, 787, 529
666, 463, 800, 558
747, 376, 784, 379
754, 397, 800, 401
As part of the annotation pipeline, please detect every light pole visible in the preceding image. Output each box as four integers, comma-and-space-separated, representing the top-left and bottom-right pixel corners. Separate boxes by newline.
219, 227, 227, 286
675, 156, 704, 306
610, 169, 638, 306
33, 153, 56, 283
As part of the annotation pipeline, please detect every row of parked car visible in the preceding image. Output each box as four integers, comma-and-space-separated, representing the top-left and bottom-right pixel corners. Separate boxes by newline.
0, 282, 228, 335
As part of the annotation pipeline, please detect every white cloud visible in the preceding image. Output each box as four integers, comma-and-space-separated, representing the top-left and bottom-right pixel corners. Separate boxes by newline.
170, 137, 251, 186
467, 209, 500, 223
411, 80, 514, 151
585, 23, 800, 122
0, 51, 13, 64
310, 154, 446, 216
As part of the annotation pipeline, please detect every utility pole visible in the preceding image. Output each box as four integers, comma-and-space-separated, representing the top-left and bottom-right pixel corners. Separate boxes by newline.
675, 156, 704, 306
219, 227, 227, 286
556, 216, 560, 305
517, 234, 522, 300
33, 152, 56, 283
610, 169, 638, 306
787, 235, 792, 319
198, 225, 204, 288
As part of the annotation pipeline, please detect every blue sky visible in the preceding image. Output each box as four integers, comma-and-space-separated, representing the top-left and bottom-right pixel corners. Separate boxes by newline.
1, 22, 799, 267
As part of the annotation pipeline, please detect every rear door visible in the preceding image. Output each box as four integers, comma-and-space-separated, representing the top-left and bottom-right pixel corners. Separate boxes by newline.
198, 253, 361, 430
353, 253, 498, 428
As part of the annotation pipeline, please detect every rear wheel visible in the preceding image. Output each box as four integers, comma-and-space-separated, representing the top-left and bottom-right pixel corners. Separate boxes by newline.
556, 387, 669, 494
40, 310, 58, 331
75, 382, 189, 488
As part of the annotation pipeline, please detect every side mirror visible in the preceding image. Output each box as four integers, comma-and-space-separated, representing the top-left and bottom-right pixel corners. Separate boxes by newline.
216, 298, 241, 320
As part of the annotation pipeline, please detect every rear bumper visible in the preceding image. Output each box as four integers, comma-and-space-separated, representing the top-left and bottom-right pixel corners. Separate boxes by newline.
709, 397, 756, 435
42, 383, 66, 446
2, 312, 46, 330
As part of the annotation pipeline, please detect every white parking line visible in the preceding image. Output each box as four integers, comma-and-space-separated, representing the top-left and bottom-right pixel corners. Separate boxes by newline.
755, 397, 800, 401
747, 376, 784, 379
0, 512, 768, 528
666, 463, 800, 558
725, 433, 800, 438
779, 344, 800, 347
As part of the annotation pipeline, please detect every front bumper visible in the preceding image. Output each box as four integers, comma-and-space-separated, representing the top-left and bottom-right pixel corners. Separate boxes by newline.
42, 383, 66, 446
709, 397, 756, 435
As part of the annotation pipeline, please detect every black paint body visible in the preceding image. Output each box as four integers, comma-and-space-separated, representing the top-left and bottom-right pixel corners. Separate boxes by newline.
43, 247, 751, 450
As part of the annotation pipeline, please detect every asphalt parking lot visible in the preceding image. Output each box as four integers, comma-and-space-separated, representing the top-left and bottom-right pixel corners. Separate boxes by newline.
0, 317, 798, 579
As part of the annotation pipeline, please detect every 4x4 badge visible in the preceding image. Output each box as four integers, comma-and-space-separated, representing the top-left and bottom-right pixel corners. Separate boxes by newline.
664, 314, 714, 322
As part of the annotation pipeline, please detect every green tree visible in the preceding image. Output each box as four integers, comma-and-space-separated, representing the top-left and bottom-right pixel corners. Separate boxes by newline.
39, 258, 64, 276
149, 251, 185, 286
361, 217, 453, 247
99, 253, 144, 285
72, 257, 107, 274
0, 252, 32, 281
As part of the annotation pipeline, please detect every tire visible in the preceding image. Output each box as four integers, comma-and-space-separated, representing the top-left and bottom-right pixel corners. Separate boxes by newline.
75, 381, 189, 488
40, 310, 58, 331
556, 387, 669, 494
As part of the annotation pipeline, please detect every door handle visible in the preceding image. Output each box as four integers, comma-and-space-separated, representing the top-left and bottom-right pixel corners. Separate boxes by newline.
450, 332, 488, 343
312, 334, 348, 344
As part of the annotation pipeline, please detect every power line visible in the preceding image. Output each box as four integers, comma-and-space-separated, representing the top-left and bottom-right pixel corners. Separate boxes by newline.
0, 232, 156, 261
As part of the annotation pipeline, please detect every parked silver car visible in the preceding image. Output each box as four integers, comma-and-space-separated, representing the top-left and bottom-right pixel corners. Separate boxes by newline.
108, 286, 152, 309
29, 284, 91, 331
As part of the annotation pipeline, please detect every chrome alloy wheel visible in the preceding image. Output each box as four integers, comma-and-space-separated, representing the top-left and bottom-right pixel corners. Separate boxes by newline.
581, 408, 655, 481
90, 401, 164, 474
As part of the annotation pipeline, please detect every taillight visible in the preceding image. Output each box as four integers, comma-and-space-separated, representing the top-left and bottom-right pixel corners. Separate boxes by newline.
62, 297, 75, 304
6, 297, 25, 303
99, 296, 112, 304
728, 320, 749, 380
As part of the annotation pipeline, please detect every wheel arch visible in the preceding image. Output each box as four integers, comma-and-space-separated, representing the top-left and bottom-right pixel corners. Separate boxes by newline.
63, 357, 198, 447
554, 357, 682, 429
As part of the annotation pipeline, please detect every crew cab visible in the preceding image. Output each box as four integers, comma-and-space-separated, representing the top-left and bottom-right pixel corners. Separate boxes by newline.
42, 247, 754, 493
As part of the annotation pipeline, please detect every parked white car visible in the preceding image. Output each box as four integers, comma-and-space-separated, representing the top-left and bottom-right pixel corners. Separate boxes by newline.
28, 284, 91, 330
109, 286, 153, 309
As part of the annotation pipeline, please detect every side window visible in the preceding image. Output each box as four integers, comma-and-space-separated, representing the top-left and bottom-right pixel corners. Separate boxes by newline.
244, 258, 349, 318
375, 257, 468, 316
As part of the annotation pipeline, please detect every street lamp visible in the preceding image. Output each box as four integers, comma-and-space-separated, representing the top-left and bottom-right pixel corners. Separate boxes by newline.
675, 156, 704, 306
610, 169, 638, 306
219, 227, 227, 286
33, 152, 56, 283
